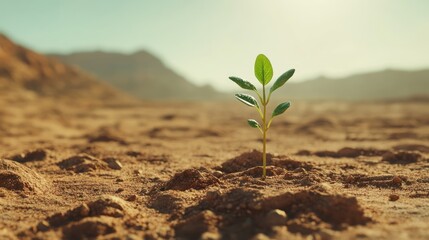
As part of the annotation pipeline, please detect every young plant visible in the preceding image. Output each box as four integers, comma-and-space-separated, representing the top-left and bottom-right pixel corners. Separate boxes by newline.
229, 54, 295, 179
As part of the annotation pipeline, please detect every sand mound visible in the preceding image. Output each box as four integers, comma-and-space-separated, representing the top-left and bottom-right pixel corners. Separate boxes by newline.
393, 144, 429, 153
148, 126, 220, 139
261, 191, 371, 227
57, 154, 108, 173
44, 195, 136, 230
238, 166, 285, 178
0, 159, 48, 192
175, 210, 220, 239
183, 188, 370, 238
284, 170, 326, 186
149, 191, 184, 214
88, 132, 128, 145
194, 188, 262, 216
344, 174, 405, 188
296, 117, 336, 133
62, 216, 118, 240
312, 147, 388, 158
218, 150, 312, 174
382, 151, 422, 164
9, 149, 50, 163
37, 196, 138, 239
87, 195, 137, 217
160, 168, 220, 191
388, 131, 418, 140
218, 150, 274, 173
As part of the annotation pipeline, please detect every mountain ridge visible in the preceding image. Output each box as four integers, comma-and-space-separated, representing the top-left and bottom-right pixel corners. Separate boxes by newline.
0, 34, 130, 104
276, 68, 429, 100
50, 51, 224, 100
47, 46, 429, 101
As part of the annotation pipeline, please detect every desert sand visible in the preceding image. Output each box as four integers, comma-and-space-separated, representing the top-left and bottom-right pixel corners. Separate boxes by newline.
0, 98, 428, 240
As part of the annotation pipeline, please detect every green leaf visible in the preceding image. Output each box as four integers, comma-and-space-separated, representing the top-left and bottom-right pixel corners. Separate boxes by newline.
270, 69, 295, 94
229, 76, 257, 91
272, 102, 291, 117
247, 119, 260, 128
235, 93, 259, 108
254, 54, 273, 85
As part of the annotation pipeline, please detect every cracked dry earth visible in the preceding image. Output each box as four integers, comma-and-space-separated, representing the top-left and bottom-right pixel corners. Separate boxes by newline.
0, 100, 428, 239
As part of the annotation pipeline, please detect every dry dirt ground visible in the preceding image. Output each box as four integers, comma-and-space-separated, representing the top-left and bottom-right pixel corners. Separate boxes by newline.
0, 99, 428, 240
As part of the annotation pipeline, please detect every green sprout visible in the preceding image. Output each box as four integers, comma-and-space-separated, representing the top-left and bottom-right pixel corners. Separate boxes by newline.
229, 54, 295, 179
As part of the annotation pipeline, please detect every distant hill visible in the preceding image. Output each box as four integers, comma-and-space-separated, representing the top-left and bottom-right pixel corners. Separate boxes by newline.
46, 46, 429, 101
278, 69, 429, 100
0, 34, 129, 104
50, 51, 224, 100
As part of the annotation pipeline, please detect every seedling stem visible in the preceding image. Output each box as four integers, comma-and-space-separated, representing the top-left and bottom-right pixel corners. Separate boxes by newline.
262, 84, 267, 179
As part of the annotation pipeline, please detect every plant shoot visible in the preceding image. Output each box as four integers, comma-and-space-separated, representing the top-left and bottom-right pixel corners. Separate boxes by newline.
229, 54, 295, 179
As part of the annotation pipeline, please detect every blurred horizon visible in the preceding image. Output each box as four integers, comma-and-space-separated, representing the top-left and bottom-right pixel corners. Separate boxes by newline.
1, 0, 429, 91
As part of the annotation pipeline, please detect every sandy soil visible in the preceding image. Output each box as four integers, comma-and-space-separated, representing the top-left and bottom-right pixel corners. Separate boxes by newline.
0, 99, 428, 240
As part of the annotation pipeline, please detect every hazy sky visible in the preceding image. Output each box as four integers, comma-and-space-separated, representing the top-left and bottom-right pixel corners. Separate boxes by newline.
1, 0, 428, 90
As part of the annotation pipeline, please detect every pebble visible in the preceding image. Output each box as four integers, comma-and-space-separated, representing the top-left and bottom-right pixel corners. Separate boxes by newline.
293, 167, 307, 173
201, 232, 221, 240
205, 191, 220, 201
127, 195, 137, 202
251, 233, 270, 240
264, 209, 287, 227
76, 204, 90, 217
345, 175, 355, 183
311, 182, 333, 193
212, 170, 224, 178
19, 193, 28, 198
392, 176, 402, 185
125, 234, 140, 240
36, 220, 50, 232
389, 194, 400, 201
104, 158, 123, 170
116, 188, 124, 193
